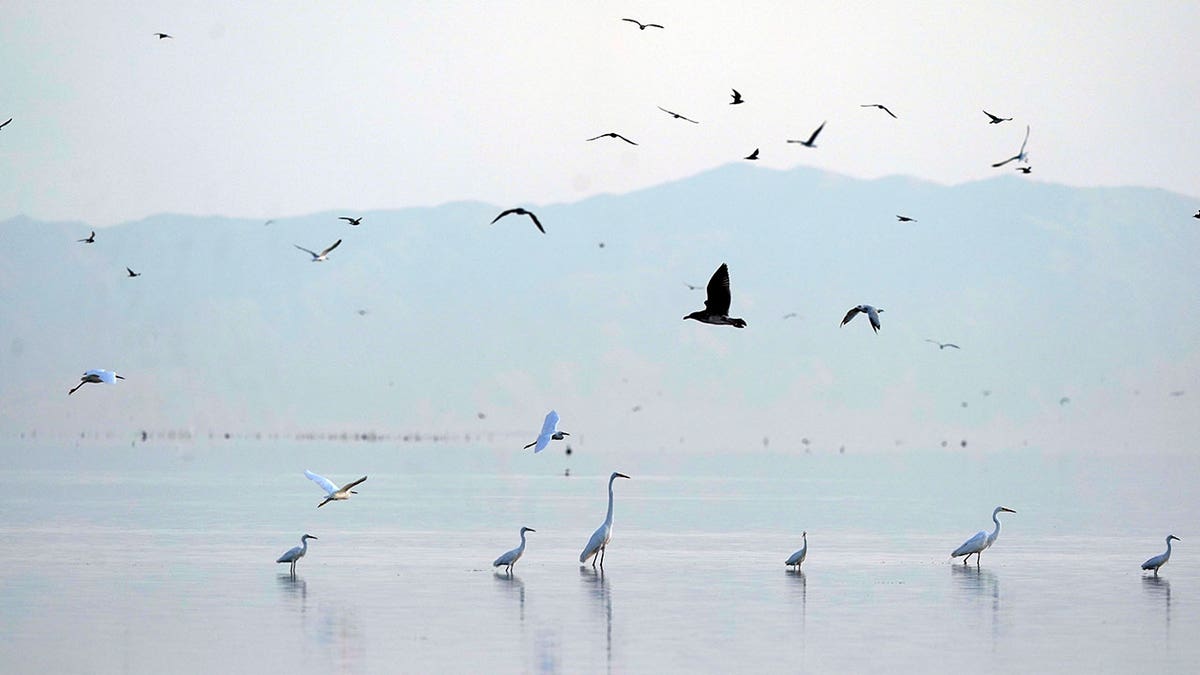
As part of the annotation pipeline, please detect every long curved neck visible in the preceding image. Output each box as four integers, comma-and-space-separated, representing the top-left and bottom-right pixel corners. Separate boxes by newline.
990, 510, 1003, 539
518, 530, 528, 551
300, 538, 309, 554
1165, 537, 1174, 558
605, 477, 617, 526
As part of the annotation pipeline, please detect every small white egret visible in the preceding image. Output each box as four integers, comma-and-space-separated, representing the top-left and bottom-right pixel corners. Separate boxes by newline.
785, 531, 808, 569
67, 369, 124, 395
493, 526, 536, 574
1141, 535, 1181, 576
524, 410, 569, 453
276, 533, 317, 576
294, 239, 341, 262
951, 506, 1016, 565
580, 472, 631, 568
304, 470, 368, 508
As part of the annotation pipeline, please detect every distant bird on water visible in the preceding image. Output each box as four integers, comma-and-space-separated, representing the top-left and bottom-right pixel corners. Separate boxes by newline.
0, 118, 11, 130
580, 472, 631, 568
524, 410, 569, 453
622, 18, 663, 30
787, 121, 826, 148
657, 106, 699, 124
924, 339, 959, 350
896, 215, 917, 222
1141, 535, 1181, 576
861, 103, 897, 118
785, 531, 808, 569
744, 148, 759, 160
126, 267, 141, 278
586, 132, 637, 145
294, 239, 341, 262
305, 470, 367, 508
153, 32, 173, 40
491, 207, 545, 234
78, 231, 95, 243
730, 89, 744, 105
1016, 166, 1032, 174
684, 263, 747, 328
841, 305, 883, 333
493, 526, 535, 574
983, 110, 1012, 124
276, 534, 316, 576
951, 506, 1016, 565
339, 216, 362, 226
992, 125, 1031, 167
68, 369, 124, 395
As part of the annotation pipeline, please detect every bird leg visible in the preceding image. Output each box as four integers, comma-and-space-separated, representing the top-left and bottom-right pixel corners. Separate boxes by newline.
599, 545, 606, 568
68, 382, 85, 395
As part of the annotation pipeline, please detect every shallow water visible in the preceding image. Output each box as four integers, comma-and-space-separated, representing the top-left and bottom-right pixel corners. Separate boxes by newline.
0, 444, 1195, 673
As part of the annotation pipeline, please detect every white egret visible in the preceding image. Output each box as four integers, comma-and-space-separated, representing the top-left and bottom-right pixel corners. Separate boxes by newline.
67, 369, 124, 395
294, 239, 341, 262
785, 531, 808, 569
276, 534, 317, 576
951, 506, 1016, 565
580, 472, 631, 568
524, 410, 569, 453
304, 469, 368, 508
493, 526, 536, 574
1141, 535, 1181, 576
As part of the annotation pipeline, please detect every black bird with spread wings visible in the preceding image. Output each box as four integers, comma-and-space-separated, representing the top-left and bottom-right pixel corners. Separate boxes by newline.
586, 132, 638, 145
896, 215, 917, 222
339, 216, 362, 226
491, 208, 545, 234
622, 18, 663, 30
787, 121, 826, 148
684, 263, 746, 328
153, 32, 173, 39
744, 148, 759, 160
78, 231, 95, 243
861, 103, 897, 119
983, 110, 1012, 124
126, 267, 141, 278
657, 106, 699, 124
730, 89, 744, 105
925, 339, 959, 350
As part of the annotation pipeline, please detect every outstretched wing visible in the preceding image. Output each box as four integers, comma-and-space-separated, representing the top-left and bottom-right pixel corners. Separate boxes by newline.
539, 410, 559, 437
1018, 125, 1030, 155
305, 470, 338, 497
840, 306, 861, 326
294, 244, 318, 258
807, 121, 826, 144
525, 211, 545, 233
319, 239, 342, 257
866, 307, 881, 332
991, 155, 1019, 168
704, 264, 733, 315
339, 475, 368, 492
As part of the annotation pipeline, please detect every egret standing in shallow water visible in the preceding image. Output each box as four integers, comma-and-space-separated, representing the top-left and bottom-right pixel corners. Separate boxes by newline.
580, 472, 631, 568
494, 527, 536, 574
952, 506, 1016, 565
304, 470, 367, 508
524, 410, 569, 453
1141, 535, 1181, 576
276, 534, 317, 576
67, 369, 124, 395
785, 531, 808, 569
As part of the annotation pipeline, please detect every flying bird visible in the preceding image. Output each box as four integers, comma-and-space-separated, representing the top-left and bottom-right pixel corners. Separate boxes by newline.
493, 527, 536, 574
1059, 396, 1071, 405
580, 472, 631, 568
1016, 166, 1032, 174
983, 110, 1012, 124
153, 32, 173, 39
951, 506, 1016, 565
785, 531, 808, 569
787, 121, 825, 148
491, 207, 545, 234
657, 106, 699, 124
68, 369, 125, 395
896, 215, 917, 222
339, 216, 362, 226
294, 239, 341, 262
276, 534, 316, 577
586, 132, 637, 145
744, 148, 759, 160
621, 18, 663, 30
0, 118, 11, 130
1193, 210, 1200, 219
841, 305, 883, 333
524, 410, 569, 453
125, 267, 141, 278
1141, 535, 1181, 576
78, 231, 95, 243
782, 312, 799, 320
730, 89, 744, 105
263, 219, 275, 226
924, 339, 959, 350
684, 282, 702, 291
861, 103, 897, 118
992, 125, 1031, 167
684, 263, 747, 328
304, 470, 367, 508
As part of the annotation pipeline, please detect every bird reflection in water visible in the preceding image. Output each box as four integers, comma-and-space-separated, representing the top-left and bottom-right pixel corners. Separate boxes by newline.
276, 572, 308, 609
580, 566, 613, 673
494, 571, 526, 624
952, 564, 1001, 644
786, 568, 807, 628
1142, 575, 1171, 634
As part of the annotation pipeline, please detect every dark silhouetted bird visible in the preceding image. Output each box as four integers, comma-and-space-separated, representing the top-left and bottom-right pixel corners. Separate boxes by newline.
154, 33, 172, 39
924, 339, 959, 350
491, 208, 545, 234
744, 148, 759, 160
586, 132, 637, 145
78, 231, 95, 243
684, 263, 746, 328
787, 121, 825, 148
126, 267, 141, 278
1016, 166, 1032, 174
896, 215, 917, 222
861, 103, 897, 118
0, 118, 11, 130
622, 18, 663, 30
983, 110, 1012, 124
339, 216, 362, 226
657, 106, 699, 124
730, 89, 744, 105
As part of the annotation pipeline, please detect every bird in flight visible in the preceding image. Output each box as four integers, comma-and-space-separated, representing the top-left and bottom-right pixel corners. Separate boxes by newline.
744, 148, 759, 160
684, 263, 747, 328
896, 215, 917, 222
841, 304, 883, 333
525, 410, 569, 453
491, 207, 545, 234
782, 312, 799, 320
294, 239, 341, 262
730, 89, 744, 105
787, 121, 826, 148
339, 216, 362, 226
983, 110, 1012, 124
305, 470, 368, 508
861, 103, 897, 119
126, 267, 141, 278
78, 231, 96, 243
263, 219, 275, 226
684, 282, 702, 291
0, 118, 11, 131
992, 125, 1031, 167
657, 106, 699, 124
1193, 210, 1200, 219
586, 132, 637, 145
622, 18, 663, 30
1016, 166, 1032, 174
68, 369, 125, 395
924, 339, 959, 350
153, 33, 173, 39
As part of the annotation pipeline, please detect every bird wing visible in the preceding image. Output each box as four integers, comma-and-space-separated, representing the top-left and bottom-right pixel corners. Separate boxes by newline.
539, 410, 560, 437
339, 217, 354, 223
785, 547, 806, 565
991, 155, 1019, 168
524, 211, 545, 233
1018, 125, 1030, 154
585, 134, 606, 142
126, 267, 135, 276
339, 475, 368, 492
490, 208, 518, 224
95, 370, 117, 384
621, 18, 640, 25
866, 307, 881, 332
614, 134, 637, 145
294, 244, 319, 258
580, 524, 609, 563
944, 343, 960, 349
807, 121, 825, 144
0, 118, 11, 129
276, 545, 303, 563
1142, 554, 1166, 570
494, 547, 520, 566
953, 530, 988, 557
882, 106, 897, 118
305, 470, 338, 496
983, 110, 999, 122
320, 239, 342, 257
840, 307, 861, 326
703, 264, 733, 315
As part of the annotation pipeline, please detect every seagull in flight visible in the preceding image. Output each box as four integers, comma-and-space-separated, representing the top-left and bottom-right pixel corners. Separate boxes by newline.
491, 208, 545, 234
983, 110, 1012, 124
787, 121, 826, 148
684, 263, 746, 328
782, 312, 799, 320
657, 106, 699, 124
305, 470, 368, 508
992, 125, 1031, 167
896, 215, 917, 222
744, 148, 759, 160
841, 305, 883, 333
339, 216, 362, 226
924, 339, 959, 350
126, 267, 141, 278
0, 118, 11, 131
861, 103, 897, 119
684, 282, 702, 291
153, 33, 173, 40
730, 89, 744, 105
622, 18, 663, 30
78, 231, 96, 243
68, 369, 125, 395
294, 239, 341, 262
524, 410, 569, 453
586, 132, 637, 145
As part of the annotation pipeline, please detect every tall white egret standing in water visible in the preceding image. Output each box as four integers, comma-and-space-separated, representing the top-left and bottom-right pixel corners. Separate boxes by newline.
276, 534, 317, 576
580, 472, 631, 568
493, 526, 536, 574
952, 506, 1016, 565
67, 369, 124, 395
304, 470, 367, 508
1141, 535, 1181, 576
524, 410, 569, 453
785, 531, 808, 569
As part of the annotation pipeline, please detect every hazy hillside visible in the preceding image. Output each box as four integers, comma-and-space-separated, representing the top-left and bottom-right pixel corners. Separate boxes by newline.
1, 165, 1197, 453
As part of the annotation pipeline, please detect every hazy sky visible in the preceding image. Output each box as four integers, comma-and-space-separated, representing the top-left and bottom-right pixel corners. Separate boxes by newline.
2, 2, 1198, 226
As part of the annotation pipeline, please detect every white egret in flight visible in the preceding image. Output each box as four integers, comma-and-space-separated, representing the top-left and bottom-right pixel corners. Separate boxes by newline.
580, 472, 631, 568
785, 531, 808, 569
493, 526, 536, 574
304, 470, 367, 508
524, 410, 569, 453
1141, 535, 1181, 576
276, 534, 317, 576
67, 369, 124, 395
951, 506, 1016, 565
294, 239, 341, 262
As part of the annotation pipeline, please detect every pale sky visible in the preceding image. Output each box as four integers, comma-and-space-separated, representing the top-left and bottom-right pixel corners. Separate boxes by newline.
2, 1, 1198, 226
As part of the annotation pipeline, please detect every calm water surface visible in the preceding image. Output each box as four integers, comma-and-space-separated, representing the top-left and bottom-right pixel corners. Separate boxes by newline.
0, 444, 1195, 673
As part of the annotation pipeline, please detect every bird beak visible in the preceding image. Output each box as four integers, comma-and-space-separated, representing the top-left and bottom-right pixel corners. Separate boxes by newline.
561, 431, 570, 436
528, 528, 537, 533
1001, 507, 1016, 513
615, 472, 631, 479
115, 375, 126, 379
